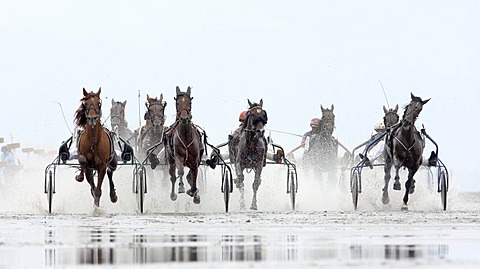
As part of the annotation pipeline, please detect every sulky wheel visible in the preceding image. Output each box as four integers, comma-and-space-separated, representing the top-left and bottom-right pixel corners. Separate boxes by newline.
351, 171, 359, 210
223, 170, 230, 213
136, 171, 145, 214
289, 171, 296, 211
47, 170, 54, 214
440, 171, 447, 211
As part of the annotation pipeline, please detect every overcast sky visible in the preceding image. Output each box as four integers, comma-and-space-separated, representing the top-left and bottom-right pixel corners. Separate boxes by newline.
1, 1, 479, 190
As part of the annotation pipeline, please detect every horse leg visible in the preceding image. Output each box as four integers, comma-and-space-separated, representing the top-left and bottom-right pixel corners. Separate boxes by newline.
108, 158, 118, 203
174, 155, 186, 194
84, 168, 96, 201
94, 165, 107, 207
186, 167, 200, 204
107, 169, 117, 203
393, 163, 402, 191
75, 155, 87, 182
402, 167, 419, 209
168, 162, 177, 201
250, 168, 263, 210
235, 163, 245, 210
382, 157, 392, 204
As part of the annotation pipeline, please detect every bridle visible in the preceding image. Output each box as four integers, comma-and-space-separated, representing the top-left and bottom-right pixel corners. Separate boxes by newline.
175, 95, 192, 122
84, 96, 102, 127
145, 100, 166, 127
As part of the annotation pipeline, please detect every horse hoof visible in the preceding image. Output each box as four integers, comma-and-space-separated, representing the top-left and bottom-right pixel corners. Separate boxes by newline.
110, 194, 118, 203
393, 182, 401, 190
401, 204, 408, 211
178, 186, 185, 194
75, 175, 84, 182
382, 196, 390, 205
193, 195, 200, 204
170, 193, 177, 201
250, 204, 258, 210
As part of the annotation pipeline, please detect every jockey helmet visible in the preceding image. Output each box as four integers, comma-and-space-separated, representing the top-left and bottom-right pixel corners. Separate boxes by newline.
239, 111, 248, 122
374, 119, 385, 132
310, 118, 321, 127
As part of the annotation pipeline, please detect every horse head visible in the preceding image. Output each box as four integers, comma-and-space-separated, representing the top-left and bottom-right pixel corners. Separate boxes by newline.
175, 86, 193, 124
75, 87, 102, 128
320, 104, 335, 136
402, 93, 430, 126
246, 99, 268, 139
383, 104, 399, 129
111, 99, 127, 129
145, 94, 167, 132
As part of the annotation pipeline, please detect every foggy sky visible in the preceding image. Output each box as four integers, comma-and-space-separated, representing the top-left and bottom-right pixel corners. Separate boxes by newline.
0, 0, 479, 190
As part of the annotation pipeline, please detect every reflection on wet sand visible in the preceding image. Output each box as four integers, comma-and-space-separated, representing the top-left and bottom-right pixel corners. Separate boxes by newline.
40, 228, 451, 266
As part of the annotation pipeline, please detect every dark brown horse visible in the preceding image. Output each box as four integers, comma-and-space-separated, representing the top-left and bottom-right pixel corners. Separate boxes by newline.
382, 93, 430, 209
74, 88, 118, 207
137, 94, 167, 163
167, 86, 204, 204
230, 99, 268, 210
303, 104, 338, 180
383, 104, 400, 129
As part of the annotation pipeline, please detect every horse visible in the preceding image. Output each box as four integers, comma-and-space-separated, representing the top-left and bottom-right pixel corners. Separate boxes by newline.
303, 104, 338, 181
137, 94, 167, 165
382, 93, 430, 209
383, 104, 400, 129
110, 99, 135, 144
74, 87, 118, 207
229, 99, 268, 210
166, 86, 204, 204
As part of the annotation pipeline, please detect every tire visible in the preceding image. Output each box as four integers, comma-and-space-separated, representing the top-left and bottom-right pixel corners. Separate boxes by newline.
440, 172, 447, 211
223, 171, 230, 213
290, 171, 296, 211
47, 170, 53, 214
137, 172, 145, 214
351, 172, 359, 210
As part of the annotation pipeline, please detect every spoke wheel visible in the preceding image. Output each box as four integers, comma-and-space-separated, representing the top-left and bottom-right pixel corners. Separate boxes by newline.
351, 172, 359, 210
223, 171, 230, 213
47, 170, 53, 213
290, 171, 296, 211
440, 172, 447, 211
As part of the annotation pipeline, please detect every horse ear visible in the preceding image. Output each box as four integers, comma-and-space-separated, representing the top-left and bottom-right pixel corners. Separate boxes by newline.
97, 87, 102, 95
248, 99, 253, 107
383, 105, 388, 113
122, 100, 127, 106
146, 94, 150, 101
394, 104, 399, 113
321, 105, 325, 112
112, 99, 115, 105
411, 92, 416, 100
159, 93, 163, 103
83, 88, 88, 96
176, 86, 181, 96
422, 98, 430, 105
331, 104, 334, 112
259, 99, 263, 107
187, 86, 191, 96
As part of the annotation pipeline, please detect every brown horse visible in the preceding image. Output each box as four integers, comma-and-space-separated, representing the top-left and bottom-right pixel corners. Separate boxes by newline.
382, 93, 430, 209
166, 86, 204, 204
74, 88, 118, 207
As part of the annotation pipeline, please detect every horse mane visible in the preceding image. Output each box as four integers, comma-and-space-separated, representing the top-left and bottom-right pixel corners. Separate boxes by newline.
74, 91, 98, 128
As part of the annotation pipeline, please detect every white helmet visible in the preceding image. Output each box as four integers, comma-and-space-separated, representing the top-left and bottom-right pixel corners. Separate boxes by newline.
374, 120, 384, 132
